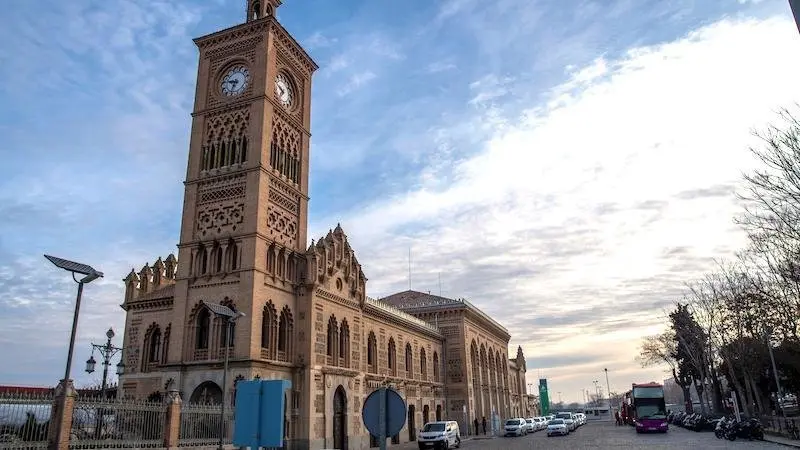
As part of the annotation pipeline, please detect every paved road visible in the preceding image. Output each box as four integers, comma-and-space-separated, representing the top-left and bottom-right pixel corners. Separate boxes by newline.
451, 421, 787, 449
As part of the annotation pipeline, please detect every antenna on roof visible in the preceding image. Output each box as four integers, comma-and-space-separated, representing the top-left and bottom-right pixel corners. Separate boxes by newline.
408, 246, 412, 290
438, 272, 442, 297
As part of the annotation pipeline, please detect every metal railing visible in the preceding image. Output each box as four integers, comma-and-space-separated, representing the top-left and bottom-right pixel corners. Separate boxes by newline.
762, 415, 800, 440
0, 391, 53, 449
178, 402, 233, 447
69, 396, 165, 449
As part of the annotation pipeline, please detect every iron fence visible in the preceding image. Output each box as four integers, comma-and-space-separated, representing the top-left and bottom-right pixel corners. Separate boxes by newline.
178, 402, 233, 447
69, 396, 165, 449
0, 391, 53, 449
762, 415, 800, 440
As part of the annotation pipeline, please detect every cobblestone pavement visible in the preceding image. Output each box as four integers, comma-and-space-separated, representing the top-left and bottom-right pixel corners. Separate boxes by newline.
448, 421, 788, 449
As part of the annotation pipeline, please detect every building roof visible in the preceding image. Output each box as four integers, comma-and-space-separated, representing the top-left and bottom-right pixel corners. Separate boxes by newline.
380, 290, 510, 338
0, 385, 53, 395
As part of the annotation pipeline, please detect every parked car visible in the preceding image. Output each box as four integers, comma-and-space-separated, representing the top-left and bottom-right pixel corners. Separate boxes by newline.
547, 419, 569, 437
417, 421, 461, 450
503, 418, 527, 437
555, 412, 577, 431
523, 418, 536, 433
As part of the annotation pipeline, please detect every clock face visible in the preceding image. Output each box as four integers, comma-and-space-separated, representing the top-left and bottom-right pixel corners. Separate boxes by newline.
220, 65, 250, 97
275, 73, 294, 107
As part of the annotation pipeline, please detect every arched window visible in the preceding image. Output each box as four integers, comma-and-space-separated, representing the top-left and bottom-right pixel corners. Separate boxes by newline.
252, 0, 261, 19
162, 324, 171, 364
387, 338, 396, 376
367, 332, 377, 373
196, 309, 210, 349
405, 343, 413, 378
229, 243, 239, 271
276, 249, 285, 278
262, 302, 277, 358
267, 244, 275, 274
196, 247, 208, 275
149, 328, 162, 362
326, 316, 339, 362
433, 351, 440, 382
419, 348, 427, 381
339, 319, 350, 368
214, 245, 223, 273
278, 305, 293, 362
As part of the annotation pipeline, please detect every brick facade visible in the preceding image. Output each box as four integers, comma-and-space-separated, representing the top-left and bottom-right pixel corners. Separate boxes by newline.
117, 2, 529, 449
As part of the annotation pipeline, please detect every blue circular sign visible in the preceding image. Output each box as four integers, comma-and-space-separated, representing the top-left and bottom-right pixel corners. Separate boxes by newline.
362, 387, 407, 438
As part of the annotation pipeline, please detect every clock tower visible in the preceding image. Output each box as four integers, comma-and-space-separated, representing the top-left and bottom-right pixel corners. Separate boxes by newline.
167, 0, 318, 441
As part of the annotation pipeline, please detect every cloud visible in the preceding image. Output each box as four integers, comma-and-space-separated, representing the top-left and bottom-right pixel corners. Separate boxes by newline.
426, 61, 457, 74
337, 71, 377, 97
305, 31, 338, 50
1, 0, 798, 404
311, 14, 800, 400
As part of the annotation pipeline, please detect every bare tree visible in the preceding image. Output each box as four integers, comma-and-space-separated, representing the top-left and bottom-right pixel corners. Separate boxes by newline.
737, 107, 800, 248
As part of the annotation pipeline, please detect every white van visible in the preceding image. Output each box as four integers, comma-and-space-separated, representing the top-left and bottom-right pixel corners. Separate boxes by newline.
417, 421, 461, 450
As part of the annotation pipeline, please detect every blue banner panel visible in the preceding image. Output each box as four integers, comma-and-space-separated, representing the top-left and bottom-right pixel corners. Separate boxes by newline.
259, 379, 292, 447
233, 380, 263, 448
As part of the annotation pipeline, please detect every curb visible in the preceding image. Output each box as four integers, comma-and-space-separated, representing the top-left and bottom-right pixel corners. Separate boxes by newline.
763, 435, 800, 449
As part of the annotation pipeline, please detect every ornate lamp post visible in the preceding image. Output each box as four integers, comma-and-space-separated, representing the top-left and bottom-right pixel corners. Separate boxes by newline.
85, 327, 126, 399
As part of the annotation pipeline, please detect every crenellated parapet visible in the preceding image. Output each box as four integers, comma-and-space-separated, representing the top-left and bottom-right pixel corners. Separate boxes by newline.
122, 254, 178, 307
304, 223, 367, 302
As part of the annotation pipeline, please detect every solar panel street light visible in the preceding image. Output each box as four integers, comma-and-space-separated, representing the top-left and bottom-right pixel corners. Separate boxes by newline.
44, 254, 104, 383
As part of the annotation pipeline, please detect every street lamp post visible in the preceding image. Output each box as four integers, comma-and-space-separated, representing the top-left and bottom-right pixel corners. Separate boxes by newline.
201, 301, 246, 450
766, 328, 785, 417
604, 368, 613, 420
44, 254, 104, 384
85, 328, 126, 399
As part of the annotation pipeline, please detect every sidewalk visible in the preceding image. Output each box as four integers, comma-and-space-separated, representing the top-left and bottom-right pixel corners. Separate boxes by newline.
764, 433, 800, 448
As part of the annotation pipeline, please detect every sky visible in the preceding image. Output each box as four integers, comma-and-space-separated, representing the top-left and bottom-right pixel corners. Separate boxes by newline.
0, 0, 799, 404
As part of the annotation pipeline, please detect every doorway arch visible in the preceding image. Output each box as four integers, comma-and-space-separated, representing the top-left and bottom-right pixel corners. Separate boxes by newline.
436, 404, 442, 421
333, 386, 347, 450
408, 404, 416, 441
423, 404, 430, 425
189, 381, 223, 404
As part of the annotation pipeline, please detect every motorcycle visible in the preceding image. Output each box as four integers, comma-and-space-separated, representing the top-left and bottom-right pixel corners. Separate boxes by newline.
725, 418, 764, 441
715, 416, 730, 439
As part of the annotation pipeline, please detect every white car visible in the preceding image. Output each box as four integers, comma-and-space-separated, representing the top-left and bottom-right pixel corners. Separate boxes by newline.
555, 412, 577, 431
503, 418, 527, 436
547, 419, 569, 436
523, 418, 536, 433
417, 421, 461, 450
535, 417, 548, 430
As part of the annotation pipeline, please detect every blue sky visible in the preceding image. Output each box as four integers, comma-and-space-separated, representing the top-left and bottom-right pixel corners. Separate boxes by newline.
1, 0, 799, 402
